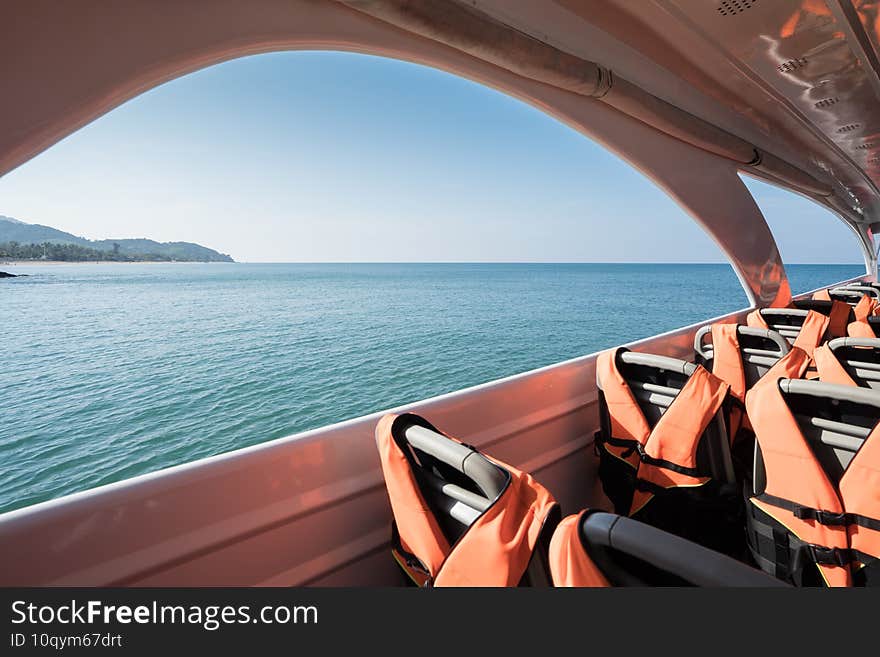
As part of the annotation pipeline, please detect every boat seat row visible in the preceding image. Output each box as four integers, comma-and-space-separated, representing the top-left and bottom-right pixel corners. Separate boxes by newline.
374, 412, 782, 587
374, 283, 880, 587
594, 333, 880, 586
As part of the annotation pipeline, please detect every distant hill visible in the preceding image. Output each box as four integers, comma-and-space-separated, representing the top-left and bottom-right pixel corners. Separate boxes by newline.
0, 215, 234, 262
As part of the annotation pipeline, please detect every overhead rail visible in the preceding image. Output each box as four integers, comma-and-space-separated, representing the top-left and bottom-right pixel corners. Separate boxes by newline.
337, 1, 843, 206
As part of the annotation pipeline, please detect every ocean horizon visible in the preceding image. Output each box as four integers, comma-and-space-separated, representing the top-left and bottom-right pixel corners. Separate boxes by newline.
1, 262, 864, 514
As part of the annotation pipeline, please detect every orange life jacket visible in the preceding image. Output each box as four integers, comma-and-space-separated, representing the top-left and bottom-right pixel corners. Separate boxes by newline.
844, 296, 880, 337
745, 309, 829, 356
745, 381, 880, 586
547, 511, 610, 587
708, 325, 819, 441
375, 413, 558, 587
597, 348, 728, 512
852, 294, 877, 321
813, 344, 858, 387
848, 317, 877, 338
706, 323, 748, 442
810, 290, 852, 338
745, 344, 816, 391
595, 348, 744, 556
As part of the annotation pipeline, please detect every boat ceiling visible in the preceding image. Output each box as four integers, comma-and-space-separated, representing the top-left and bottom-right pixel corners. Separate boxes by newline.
473, 0, 880, 228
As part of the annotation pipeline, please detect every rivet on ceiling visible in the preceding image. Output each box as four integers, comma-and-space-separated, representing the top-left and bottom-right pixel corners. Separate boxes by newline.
716, 0, 758, 17
814, 97, 839, 109
778, 57, 808, 74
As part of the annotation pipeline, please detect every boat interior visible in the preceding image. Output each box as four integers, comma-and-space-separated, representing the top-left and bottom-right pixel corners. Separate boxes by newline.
2, 1, 880, 586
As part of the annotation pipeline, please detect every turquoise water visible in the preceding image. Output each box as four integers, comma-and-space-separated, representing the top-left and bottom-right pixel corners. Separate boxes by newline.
1, 262, 862, 514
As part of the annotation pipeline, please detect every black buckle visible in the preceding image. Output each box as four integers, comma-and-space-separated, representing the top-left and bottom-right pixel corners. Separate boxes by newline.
807, 545, 851, 567
794, 507, 849, 526
634, 442, 647, 459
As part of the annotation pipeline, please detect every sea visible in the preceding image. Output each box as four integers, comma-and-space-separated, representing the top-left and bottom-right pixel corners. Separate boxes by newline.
0, 262, 862, 514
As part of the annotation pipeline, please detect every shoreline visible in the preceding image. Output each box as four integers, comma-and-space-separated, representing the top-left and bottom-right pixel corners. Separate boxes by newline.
1, 260, 233, 266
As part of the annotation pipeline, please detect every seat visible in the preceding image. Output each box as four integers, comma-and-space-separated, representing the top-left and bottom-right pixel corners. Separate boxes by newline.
792, 298, 833, 313
822, 337, 880, 389
829, 286, 879, 306
792, 298, 845, 317
752, 308, 821, 343
595, 350, 742, 556
694, 325, 789, 388
694, 325, 792, 482
752, 379, 880, 496
375, 413, 560, 587
843, 281, 880, 291
549, 509, 785, 586
597, 351, 735, 483
747, 379, 880, 586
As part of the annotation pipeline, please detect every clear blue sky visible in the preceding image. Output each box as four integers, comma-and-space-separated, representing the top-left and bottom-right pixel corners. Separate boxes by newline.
0, 51, 863, 263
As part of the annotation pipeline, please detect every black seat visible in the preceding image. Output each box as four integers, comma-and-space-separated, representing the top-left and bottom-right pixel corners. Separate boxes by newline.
832, 285, 880, 305
577, 510, 785, 586
386, 417, 560, 586
825, 337, 880, 389
747, 380, 880, 586
792, 298, 833, 313
756, 307, 824, 343
752, 379, 880, 497
694, 325, 789, 388
596, 351, 742, 557
597, 351, 735, 485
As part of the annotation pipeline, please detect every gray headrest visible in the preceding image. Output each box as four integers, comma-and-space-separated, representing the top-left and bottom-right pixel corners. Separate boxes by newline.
694, 325, 788, 359
832, 285, 879, 299
759, 308, 809, 318
827, 337, 880, 351
844, 281, 880, 291
403, 424, 507, 499
618, 350, 696, 376
778, 378, 880, 409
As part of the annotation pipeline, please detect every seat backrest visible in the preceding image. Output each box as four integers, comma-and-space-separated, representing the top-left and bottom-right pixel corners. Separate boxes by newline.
752, 379, 880, 493
826, 337, 880, 389
830, 286, 879, 305
393, 419, 558, 586
756, 308, 813, 342
792, 298, 854, 321
577, 511, 785, 586
844, 281, 880, 288
694, 325, 789, 388
839, 283, 880, 295
401, 423, 508, 541
792, 298, 834, 314
597, 350, 734, 483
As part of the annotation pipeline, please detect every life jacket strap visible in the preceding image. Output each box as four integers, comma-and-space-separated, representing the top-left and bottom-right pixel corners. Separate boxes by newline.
756, 492, 880, 530
637, 450, 702, 477
594, 431, 639, 455
598, 430, 703, 478
805, 545, 856, 568
746, 499, 860, 584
